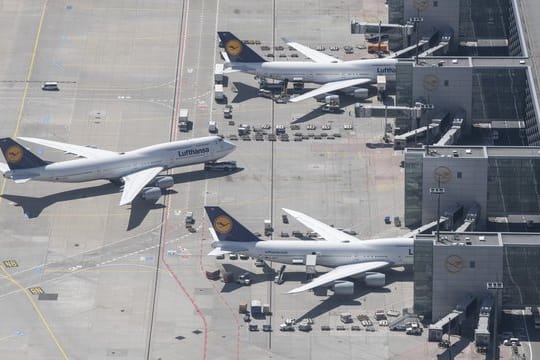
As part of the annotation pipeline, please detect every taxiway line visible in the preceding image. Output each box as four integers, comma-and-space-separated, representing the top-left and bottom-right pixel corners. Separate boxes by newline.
0, 265, 69, 360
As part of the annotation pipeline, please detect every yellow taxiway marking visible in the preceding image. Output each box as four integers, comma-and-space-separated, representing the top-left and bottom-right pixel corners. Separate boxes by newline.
0, 265, 68, 359
0, 0, 50, 205
0, 2, 68, 358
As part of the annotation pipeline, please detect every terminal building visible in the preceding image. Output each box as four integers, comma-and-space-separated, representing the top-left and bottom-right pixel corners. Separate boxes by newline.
404, 145, 540, 230
413, 232, 540, 323
351, 0, 540, 351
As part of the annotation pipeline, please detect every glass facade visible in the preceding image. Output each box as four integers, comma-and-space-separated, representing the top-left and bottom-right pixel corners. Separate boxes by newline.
404, 151, 423, 227
487, 158, 540, 216
413, 238, 434, 321
396, 62, 413, 107
471, 68, 526, 122
459, 0, 510, 42
502, 245, 540, 307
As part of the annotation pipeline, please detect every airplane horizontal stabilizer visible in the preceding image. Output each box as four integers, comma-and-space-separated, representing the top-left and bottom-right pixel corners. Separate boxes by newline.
282, 208, 360, 243
289, 78, 371, 103
14, 177, 32, 183
208, 247, 231, 256
288, 261, 388, 294
282, 38, 342, 64
18, 137, 116, 159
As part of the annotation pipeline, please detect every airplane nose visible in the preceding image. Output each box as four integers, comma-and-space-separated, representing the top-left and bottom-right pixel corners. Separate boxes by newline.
224, 140, 236, 152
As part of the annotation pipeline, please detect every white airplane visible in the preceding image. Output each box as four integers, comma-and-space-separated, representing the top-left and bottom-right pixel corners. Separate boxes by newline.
0, 136, 236, 206
218, 31, 397, 103
205, 206, 413, 294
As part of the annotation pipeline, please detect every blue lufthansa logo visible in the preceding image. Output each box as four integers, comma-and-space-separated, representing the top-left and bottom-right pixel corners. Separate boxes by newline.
376, 67, 396, 74
178, 147, 209, 157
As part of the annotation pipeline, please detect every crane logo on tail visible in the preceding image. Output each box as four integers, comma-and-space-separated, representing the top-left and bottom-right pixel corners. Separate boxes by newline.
5, 145, 23, 163
225, 39, 243, 56
213, 215, 233, 234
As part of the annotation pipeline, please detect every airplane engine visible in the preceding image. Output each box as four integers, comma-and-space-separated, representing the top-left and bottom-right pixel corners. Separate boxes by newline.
353, 88, 368, 99
364, 272, 385, 287
332, 281, 354, 295
141, 187, 162, 201
154, 176, 174, 189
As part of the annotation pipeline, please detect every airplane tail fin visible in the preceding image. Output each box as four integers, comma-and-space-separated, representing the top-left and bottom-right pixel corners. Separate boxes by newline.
0, 138, 48, 170
205, 206, 261, 242
218, 32, 266, 63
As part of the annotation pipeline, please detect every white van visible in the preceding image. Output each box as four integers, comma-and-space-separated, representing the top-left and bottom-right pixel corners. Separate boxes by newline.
41, 82, 59, 91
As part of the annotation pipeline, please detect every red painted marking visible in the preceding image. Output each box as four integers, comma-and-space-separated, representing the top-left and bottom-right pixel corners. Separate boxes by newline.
159, 1, 209, 360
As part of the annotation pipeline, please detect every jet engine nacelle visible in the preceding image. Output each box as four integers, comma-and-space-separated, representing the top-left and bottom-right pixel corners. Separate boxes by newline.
141, 187, 162, 201
154, 176, 174, 189
364, 272, 385, 287
332, 280, 354, 295
353, 88, 369, 99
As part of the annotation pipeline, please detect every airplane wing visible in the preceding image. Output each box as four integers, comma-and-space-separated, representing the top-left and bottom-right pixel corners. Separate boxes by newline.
208, 247, 231, 256
282, 208, 360, 243
288, 261, 388, 294
289, 78, 371, 103
283, 39, 342, 64
119, 166, 164, 206
18, 137, 117, 159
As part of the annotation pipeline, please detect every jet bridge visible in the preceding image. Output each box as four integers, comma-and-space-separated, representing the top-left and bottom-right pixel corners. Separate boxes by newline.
391, 40, 429, 58
417, 29, 453, 57
394, 122, 440, 150
474, 296, 494, 348
405, 217, 448, 238
428, 294, 476, 342
455, 203, 481, 232
435, 118, 464, 146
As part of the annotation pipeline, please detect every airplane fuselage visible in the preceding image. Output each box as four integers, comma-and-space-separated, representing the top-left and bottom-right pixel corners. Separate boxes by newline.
230, 58, 398, 84
214, 237, 414, 268
4, 136, 234, 183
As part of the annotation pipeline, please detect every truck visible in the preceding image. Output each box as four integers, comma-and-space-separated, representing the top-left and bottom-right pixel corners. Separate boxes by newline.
264, 219, 273, 236
214, 63, 224, 84
279, 318, 295, 331
185, 211, 194, 226
321, 95, 340, 113
204, 161, 237, 171
223, 104, 233, 118
178, 109, 191, 132
251, 300, 262, 317
214, 84, 224, 101
236, 272, 251, 286
208, 120, 218, 134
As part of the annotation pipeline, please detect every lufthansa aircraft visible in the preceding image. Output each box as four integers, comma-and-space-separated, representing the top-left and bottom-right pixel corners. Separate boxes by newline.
218, 31, 398, 103
0, 136, 236, 205
205, 206, 413, 294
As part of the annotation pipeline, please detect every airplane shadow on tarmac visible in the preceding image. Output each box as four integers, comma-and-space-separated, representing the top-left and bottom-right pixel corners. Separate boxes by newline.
291, 267, 412, 321
218, 263, 275, 293
1, 168, 244, 231
231, 82, 260, 103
